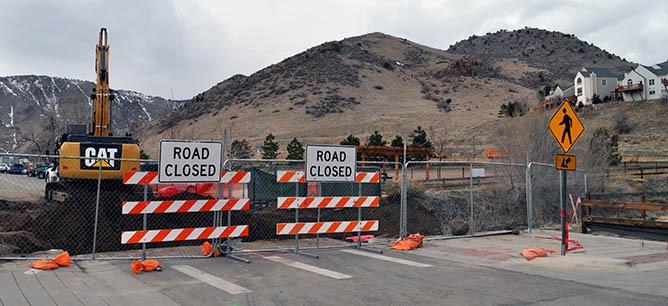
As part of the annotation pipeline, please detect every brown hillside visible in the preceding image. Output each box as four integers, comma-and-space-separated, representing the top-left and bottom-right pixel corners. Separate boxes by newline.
448, 28, 635, 85
143, 32, 541, 156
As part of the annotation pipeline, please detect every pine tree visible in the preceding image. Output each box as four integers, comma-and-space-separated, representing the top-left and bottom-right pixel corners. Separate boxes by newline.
340, 134, 360, 146
410, 125, 432, 148
261, 133, 279, 159
229, 139, 252, 159
391, 135, 404, 147
367, 131, 387, 146
286, 138, 305, 160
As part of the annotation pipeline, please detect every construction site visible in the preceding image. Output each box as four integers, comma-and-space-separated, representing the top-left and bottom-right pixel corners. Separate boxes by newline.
1, 2, 668, 305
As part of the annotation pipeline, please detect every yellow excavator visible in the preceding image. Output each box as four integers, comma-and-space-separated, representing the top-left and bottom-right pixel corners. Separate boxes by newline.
46, 28, 141, 201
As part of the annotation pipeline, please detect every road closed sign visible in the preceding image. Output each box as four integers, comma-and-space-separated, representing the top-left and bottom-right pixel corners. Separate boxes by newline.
159, 140, 223, 183
305, 145, 356, 182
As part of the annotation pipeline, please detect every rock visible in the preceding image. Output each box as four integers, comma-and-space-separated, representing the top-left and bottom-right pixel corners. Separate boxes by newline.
448, 219, 470, 236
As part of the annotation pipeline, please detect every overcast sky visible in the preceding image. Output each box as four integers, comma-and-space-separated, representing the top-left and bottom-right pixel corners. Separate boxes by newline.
1, 0, 666, 99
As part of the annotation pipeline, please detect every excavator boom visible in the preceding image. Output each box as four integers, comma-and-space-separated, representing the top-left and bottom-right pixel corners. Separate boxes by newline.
92, 28, 111, 137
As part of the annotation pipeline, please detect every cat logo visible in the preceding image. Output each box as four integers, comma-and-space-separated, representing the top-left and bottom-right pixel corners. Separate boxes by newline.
80, 144, 122, 170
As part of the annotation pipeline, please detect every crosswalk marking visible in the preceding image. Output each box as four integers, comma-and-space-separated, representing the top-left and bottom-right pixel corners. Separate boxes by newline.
341, 249, 433, 267
172, 265, 251, 295
263, 256, 352, 279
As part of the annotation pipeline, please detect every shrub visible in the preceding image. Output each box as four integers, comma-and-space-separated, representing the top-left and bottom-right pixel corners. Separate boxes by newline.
592, 94, 603, 104
614, 113, 632, 134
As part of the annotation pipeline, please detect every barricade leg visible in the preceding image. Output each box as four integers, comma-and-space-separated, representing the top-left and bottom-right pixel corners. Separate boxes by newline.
353, 182, 382, 254
223, 183, 250, 263
293, 183, 318, 259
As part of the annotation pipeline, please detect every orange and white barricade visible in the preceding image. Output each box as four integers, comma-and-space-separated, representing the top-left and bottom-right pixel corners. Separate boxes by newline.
121, 171, 251, 262
275, 170, 381, 257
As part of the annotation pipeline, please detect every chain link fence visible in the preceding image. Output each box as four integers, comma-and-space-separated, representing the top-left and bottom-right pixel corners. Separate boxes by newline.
222, 159, 402, 252
527, 162, 587, 231
1, 151, 589, 260
404, 161, 528, 237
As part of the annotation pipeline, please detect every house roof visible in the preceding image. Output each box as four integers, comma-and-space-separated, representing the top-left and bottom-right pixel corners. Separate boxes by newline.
581, 67, 618, 78
641, 64, 668, 77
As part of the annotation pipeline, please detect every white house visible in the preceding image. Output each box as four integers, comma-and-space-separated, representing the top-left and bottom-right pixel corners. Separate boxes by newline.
574, 67, 619, 105
546, 84, 574, 100
617, 64, 668, 101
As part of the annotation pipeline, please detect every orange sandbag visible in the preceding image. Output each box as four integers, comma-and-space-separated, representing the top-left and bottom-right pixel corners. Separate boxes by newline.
390, 233, 425, 251
53, 251, 71, 267
131, 260, 144, 273
131, 259, 162, 273
521, 248, 556, 261
391, 240, 420, 250
201, 242, 223, 257
142, 259, 162, 271
31, 259, 58, 270
201, 241, 213, 256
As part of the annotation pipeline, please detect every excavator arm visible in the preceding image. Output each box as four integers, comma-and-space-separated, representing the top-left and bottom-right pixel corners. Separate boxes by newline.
91, 28, 112, 137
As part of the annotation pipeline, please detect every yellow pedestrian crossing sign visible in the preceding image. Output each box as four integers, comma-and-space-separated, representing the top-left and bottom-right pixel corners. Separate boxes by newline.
548, 99, 584, 153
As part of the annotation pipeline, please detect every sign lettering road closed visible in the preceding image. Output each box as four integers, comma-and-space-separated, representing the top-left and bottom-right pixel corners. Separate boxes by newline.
159, 140, 223, 183
306, 145, 356, 182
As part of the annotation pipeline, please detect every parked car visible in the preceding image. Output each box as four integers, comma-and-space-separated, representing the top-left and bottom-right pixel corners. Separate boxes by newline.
34, 164, 51, 179
0, 163, 9, 173
28, 164, 49, 178
8, 163, 25, 174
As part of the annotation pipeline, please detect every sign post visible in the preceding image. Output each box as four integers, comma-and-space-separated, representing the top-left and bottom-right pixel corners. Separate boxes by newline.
548, 99, 584, 256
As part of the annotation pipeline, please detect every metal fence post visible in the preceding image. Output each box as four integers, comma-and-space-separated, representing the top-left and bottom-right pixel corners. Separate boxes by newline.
400, 164, 407, 238
469, 163, 474, 235
294, 182, 299, 252
526, 163, 533, 233
357, 181, 362, 248
92, 161, 102, 260
142, 184, 147, 260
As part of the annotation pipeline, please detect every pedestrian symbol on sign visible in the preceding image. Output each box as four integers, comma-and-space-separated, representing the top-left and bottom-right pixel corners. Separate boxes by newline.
559, 108, 572, 144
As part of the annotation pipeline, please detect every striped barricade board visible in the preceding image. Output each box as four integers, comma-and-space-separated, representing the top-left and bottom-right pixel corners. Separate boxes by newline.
277, 196, 379, 209
276, 221, 378, 235
122, 225, 249, 244
124, 171, 251, 184
276, 170, 380, 183
122, 198, 250, 214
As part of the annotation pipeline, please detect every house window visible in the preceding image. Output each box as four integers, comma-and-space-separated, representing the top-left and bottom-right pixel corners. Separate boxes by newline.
602, 79, 607, 86
627, 79, 632, 85
577, 88, 583, 96
649, 90, 656, 95
649, 79, 655, 85
577, 78, 582, 84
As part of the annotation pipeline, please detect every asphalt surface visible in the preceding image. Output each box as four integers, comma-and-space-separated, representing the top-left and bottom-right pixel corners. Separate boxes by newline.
3, 243, 666, 306
0, 172, 44, 202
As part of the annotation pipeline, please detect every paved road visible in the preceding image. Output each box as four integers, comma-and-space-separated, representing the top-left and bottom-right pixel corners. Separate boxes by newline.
2, 244, 667, 306
0, 173, 44, 202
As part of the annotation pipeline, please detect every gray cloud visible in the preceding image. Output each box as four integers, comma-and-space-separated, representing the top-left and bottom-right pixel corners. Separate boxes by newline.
1, 0, 665, 99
